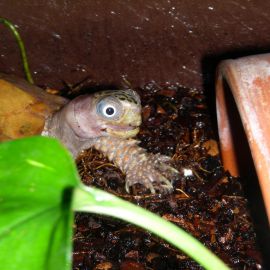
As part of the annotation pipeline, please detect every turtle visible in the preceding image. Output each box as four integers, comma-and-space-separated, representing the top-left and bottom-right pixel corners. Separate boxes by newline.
0, 73, 179, 193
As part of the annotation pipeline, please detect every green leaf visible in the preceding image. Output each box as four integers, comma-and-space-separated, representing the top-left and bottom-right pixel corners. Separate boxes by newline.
0, 136, 229, 270
0, 137, 80, 270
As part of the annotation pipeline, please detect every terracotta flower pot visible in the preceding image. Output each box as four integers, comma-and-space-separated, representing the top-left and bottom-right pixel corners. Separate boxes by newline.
216, 53, 270, 223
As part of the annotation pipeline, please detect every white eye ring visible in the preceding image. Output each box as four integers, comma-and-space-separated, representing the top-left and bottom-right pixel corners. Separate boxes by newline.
102, 104, 116, 117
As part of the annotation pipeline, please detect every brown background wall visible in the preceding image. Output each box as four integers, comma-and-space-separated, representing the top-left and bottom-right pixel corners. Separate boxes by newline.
0, 0, 270, 91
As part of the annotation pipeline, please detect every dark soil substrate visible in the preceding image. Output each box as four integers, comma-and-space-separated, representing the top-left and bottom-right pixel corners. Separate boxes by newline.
72, 83, 263, 270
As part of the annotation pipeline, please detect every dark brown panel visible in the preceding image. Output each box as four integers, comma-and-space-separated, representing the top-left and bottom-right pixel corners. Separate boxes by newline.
0, 0, 270, 90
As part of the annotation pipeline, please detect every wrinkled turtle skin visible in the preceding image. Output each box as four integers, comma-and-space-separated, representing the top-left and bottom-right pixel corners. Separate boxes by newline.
0, 73, 178, 193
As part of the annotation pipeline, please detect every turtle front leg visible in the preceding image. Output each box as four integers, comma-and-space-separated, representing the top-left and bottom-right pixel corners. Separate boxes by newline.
92, 136, 179, 194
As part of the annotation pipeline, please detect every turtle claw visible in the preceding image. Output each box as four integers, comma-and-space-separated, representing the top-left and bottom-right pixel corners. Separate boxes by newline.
125, 181, 130, 194
159, 176, 174, 191
125, 179, 156, 194
124, 153, 179, 194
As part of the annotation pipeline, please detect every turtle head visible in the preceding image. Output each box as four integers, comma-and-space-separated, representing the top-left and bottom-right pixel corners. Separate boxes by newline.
65, 89, 142, 139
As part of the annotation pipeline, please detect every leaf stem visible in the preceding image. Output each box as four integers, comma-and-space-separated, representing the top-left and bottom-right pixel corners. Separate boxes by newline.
0, 17, 34, 84
72, 185, 230, 270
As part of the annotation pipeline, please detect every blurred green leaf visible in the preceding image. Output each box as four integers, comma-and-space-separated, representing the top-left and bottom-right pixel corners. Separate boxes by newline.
0, 137, 80, 270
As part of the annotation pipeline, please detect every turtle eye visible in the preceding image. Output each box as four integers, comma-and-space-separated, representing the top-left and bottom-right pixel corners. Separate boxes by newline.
96, 97, 122, 119
104, 106, 115, 116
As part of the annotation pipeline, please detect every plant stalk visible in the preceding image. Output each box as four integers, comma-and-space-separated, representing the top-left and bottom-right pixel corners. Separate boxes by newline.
72, 185, 230, 270
0, 17, 34, 84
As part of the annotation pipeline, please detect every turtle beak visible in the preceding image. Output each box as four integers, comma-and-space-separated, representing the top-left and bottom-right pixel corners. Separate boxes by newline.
105, 125, 140, 138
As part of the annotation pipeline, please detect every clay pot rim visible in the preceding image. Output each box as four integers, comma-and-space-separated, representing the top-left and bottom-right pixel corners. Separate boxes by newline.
215, 53, 270, 223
